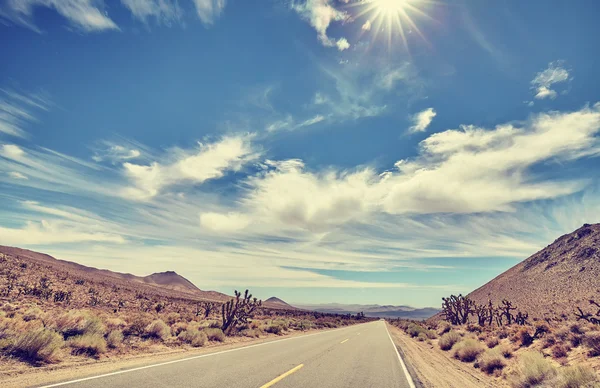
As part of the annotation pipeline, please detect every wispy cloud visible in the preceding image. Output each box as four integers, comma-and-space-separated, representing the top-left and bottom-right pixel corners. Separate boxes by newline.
531, 61, 570, 100
120, 0, 182, 25
291, 0, 349, 48
193, 0, 226, 26
92, 141, 142, 164
0, 89, 50, 138
408, 108, 436, 133
0, 0, 119, 33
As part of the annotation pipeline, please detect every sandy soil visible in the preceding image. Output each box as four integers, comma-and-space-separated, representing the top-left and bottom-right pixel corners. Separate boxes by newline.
388, 324, 508, 388
0, 327, 338, 388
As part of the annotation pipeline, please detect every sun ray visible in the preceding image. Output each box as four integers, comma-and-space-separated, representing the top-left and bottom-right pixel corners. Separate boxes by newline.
346, 0, 435, 52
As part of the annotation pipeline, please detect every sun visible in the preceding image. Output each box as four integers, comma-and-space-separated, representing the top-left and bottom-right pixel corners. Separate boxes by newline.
350, 0, 433, 51
373, 0, 409, 14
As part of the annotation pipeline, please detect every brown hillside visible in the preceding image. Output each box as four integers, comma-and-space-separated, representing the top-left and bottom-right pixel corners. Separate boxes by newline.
0, 245, 230, 302
468, 223, 600, 319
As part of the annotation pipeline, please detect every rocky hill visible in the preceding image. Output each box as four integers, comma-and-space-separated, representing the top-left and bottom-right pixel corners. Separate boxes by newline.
468, 223, 600, 319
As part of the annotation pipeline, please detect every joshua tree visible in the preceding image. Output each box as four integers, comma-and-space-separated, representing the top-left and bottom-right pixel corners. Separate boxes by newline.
221, 289, 262, 335
575, 299, 600, 325
499, 299, 516, 325
202, 302, 217, 318
442, 294, 474, 325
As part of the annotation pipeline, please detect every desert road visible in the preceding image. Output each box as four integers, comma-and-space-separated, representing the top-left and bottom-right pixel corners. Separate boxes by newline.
40, 321, 415, 388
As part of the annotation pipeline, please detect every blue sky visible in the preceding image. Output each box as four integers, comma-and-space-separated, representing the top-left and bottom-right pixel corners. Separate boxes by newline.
1, 0, 599, 308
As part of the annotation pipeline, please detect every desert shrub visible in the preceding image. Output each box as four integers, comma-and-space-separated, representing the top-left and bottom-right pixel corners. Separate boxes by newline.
126, 314, 152, 337
240, 328, 261, 338
551, 344, 570, 359
105, 318, 127, 331
508, 351, 557, 388
54, 311, 105, 338
203, 328, 225, 342
265, 324, 283, 335
478, 348, 505, 374
583, 332, 600, 357
417, 332, 428, 342
466, 324, 481, 333
145, 320, 170, 341
555, 327, 570, 341
516, 328, 533, 347
68, 334, 107, 356
497, 328, 509, 339
407, 323, 427, 338
541, 335, 556, 349
437, 321, 451, 335
555, 365, 598, 388
439, 331, 461, 351
569, 323, 584, 335
425, 330, 437, 339
485, 336, 499, 348
166, 312, 181, 326
12, 328, 63, 363
22, 307, 43, 322
171, 322, 188, 336
178, 329, 207, 347
499, 344, 513, 358
569, 333, 583, 348
107, 330, 123, 349
293, 320, 313, 331
453, 338, 483, 362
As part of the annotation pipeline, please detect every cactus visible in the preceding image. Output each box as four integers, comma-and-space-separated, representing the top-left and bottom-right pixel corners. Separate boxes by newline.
221, 289, 262, 335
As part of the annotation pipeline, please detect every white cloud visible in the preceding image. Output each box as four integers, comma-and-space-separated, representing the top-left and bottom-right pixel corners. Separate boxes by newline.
120, 0, 182, 25
336, 37, 350, 51
292, 0, 348, 48
408, 108, 436, 133
92, 143, 141, 163
8, 171, 27, 179
206, 104, 600, 234
0, 220, 125, 245
361, 20, 371, 31
532, 61, 570, 100
200, 212, 250, 232
192, 0, 226, 26
1, 144, 25, 159
0, 0, 119, 32
122, 135, 259, 200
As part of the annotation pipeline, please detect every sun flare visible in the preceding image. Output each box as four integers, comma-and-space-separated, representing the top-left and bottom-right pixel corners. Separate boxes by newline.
351, 0, 432, 51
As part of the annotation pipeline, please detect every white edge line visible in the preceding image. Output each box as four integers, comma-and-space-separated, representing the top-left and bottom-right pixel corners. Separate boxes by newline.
39, 323, 367, 388
384, 322, 416, 388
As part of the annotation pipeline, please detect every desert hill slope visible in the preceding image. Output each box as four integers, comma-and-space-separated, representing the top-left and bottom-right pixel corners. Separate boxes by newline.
468, 223, 600, 319
0, 245, 230, 301
264, 297, 292, 308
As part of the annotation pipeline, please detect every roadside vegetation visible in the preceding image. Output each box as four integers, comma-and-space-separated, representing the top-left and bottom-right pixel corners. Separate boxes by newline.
389, 293, 600, 386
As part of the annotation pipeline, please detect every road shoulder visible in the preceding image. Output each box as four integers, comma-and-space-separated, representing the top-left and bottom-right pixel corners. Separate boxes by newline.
386, 323, 507, 388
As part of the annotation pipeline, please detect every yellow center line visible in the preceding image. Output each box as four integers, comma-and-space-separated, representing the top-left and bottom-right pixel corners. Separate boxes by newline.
340, 338, 349, 344
259, 364, 304, 388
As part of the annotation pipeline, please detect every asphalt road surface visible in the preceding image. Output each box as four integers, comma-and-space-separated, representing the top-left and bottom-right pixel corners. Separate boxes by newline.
41, 320, 415, 388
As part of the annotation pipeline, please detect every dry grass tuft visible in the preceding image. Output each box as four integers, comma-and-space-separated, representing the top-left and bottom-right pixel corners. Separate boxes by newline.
453, 338, 484, 362
437, 321, 451, 335
203, 328, 225, 342
555, 364, 598, 388
485, 336, 499, 349
507, 351, 557, 388
178, 329, 207, 347
107, 330, 124, 349
145, 320, 170, 341
551, 343, 570, 359
439, 331, 461, 351
68, 334, 107, 357
583, 332, 600, 357
11, 328, 63, 363
478, 348, 505, 374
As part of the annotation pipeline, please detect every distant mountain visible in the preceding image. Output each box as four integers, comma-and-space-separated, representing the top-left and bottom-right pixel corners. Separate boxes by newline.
0, 246, 230, 301
264, 297, 294, 309
295, 302, 440, 320
467, 223, 600, 318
